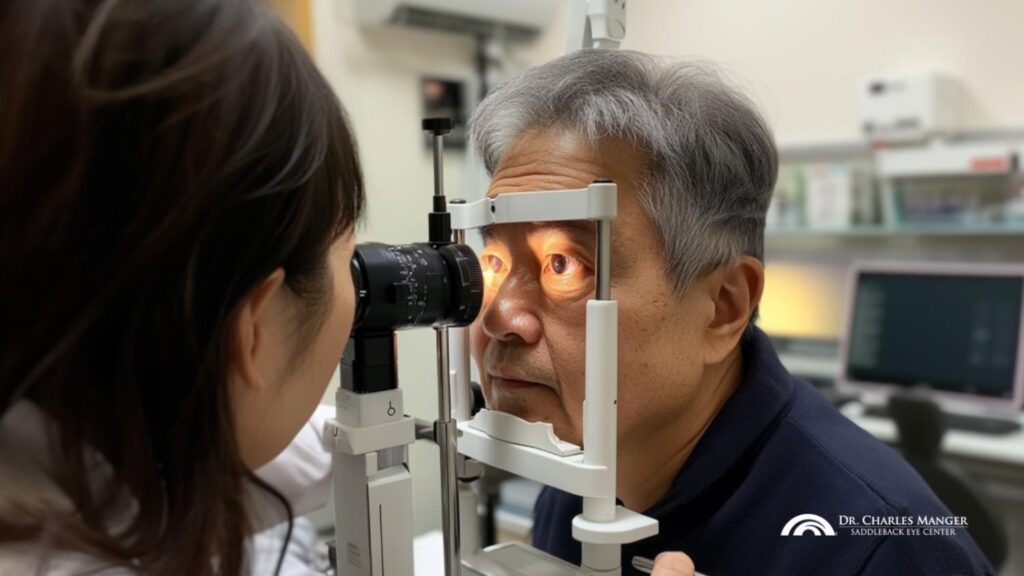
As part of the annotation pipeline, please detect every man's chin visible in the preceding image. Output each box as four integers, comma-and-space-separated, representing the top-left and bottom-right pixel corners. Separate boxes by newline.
485, 394, 581, 446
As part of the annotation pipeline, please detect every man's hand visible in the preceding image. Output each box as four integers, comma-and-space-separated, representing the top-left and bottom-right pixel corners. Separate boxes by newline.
651, 552, 696, 575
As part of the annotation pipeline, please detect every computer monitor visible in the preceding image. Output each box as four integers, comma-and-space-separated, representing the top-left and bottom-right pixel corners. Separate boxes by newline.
838, 261, 1024, 413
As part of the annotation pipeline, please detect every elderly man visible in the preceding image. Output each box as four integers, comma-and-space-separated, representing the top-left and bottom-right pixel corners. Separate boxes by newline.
469, 50, 992, 575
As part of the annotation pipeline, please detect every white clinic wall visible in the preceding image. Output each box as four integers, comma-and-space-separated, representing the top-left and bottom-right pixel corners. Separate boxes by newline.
309, 0, 567, 537
620, 0, 1024, 142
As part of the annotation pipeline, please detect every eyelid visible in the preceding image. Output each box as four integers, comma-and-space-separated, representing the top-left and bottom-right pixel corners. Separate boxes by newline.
543, 253, 587, 275
543, 244, 594, 270
480, 246, 509, 274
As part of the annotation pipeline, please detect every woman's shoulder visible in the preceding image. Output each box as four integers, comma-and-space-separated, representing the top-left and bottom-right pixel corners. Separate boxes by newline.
0, 403, 135, 575
0, 543, 41, 576
0, 402, 74, 513
0, 541, 136, 576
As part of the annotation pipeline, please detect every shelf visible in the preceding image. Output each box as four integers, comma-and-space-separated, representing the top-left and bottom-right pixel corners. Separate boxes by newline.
777, 140, 873, 162
766, 224, 1024, 239
776, 129, 1024, 163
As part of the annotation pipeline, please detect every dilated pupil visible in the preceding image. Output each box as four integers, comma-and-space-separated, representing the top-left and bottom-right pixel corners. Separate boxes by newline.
551, 254, 567, 275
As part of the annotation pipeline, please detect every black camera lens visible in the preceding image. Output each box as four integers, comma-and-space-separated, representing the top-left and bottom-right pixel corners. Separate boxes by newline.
350, 242, 483, 332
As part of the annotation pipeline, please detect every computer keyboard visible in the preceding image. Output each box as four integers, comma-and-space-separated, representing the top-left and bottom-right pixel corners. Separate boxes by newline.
862, 405, 1023, 436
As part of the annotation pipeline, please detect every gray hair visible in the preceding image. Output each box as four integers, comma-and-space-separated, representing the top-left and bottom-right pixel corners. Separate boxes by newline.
470, 50, 777, 294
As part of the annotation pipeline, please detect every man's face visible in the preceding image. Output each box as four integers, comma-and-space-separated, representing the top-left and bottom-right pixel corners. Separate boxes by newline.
471, 129, 714, 449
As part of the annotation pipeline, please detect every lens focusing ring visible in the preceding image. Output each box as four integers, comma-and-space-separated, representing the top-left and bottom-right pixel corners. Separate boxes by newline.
350, 242, 483, 332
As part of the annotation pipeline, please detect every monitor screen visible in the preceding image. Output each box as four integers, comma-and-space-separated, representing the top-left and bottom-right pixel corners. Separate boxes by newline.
844, 269, 1024, 402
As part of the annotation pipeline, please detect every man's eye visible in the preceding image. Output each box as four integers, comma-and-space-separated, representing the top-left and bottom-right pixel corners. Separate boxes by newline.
485, 254, 504, 273
546, 254, 577, 276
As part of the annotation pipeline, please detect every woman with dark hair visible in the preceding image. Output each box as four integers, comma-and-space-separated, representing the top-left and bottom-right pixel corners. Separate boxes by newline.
0, 0, 363, 573
0, 1, 701, 575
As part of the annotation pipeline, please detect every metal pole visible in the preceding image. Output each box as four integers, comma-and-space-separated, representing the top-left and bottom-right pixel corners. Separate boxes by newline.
436, 327, 460, 575
596, 219, 612, 300
433, 134, 445, 204
425, 117, 459, 574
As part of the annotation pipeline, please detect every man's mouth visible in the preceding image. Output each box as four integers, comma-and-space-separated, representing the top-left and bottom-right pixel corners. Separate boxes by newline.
489, 376, 545, 390
486, 368, 556, 392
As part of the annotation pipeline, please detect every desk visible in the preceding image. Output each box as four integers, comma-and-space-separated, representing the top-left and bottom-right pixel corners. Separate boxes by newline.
842, 402, 1024, 576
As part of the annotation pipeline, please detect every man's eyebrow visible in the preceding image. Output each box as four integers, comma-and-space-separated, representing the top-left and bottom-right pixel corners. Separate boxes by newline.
479, 224, 497, 243
478, 221, 595, 243
534, 220, 596, 240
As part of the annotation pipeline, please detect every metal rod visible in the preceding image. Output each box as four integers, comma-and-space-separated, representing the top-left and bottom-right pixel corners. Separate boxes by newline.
596, 219, 612, 300
438, 327, 452, 418
432, 134, 445, 202
436, 327, 460, 575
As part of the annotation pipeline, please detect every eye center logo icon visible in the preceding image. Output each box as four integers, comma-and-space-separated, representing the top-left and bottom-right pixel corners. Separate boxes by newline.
781, 514, 837, 536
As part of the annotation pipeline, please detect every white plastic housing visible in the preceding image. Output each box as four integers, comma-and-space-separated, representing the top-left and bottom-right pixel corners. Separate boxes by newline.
860, 74, 959, 142
450, 183, 617, 230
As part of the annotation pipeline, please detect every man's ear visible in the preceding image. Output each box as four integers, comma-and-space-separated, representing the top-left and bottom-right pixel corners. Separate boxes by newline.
703, 256, 764, 364
231, 268, 287, 391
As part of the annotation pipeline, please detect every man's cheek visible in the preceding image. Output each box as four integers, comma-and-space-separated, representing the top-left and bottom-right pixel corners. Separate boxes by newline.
468, 322, 485, 362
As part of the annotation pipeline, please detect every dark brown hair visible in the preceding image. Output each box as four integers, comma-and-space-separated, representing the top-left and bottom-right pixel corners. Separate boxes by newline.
0, 0, 364, 574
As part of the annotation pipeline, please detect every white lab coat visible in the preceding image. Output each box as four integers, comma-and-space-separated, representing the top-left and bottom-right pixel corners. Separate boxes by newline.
0, 401, 335, 575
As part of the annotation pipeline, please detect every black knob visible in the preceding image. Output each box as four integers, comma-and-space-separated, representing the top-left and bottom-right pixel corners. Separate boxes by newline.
422, 117, 453, 134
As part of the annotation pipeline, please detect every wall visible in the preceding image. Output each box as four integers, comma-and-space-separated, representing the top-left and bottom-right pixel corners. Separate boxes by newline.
267, 0, 313, 53
620, 0, 1024, 142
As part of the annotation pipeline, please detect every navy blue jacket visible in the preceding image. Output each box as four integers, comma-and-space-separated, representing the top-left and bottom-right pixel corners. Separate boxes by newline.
532, 328, 993, 575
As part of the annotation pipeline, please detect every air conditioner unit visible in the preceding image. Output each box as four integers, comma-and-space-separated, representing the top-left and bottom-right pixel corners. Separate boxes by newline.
353, 0, 555, 42
860, 74, 959, 143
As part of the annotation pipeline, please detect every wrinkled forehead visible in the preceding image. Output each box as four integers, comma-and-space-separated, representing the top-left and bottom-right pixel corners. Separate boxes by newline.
484, 128, 643, 197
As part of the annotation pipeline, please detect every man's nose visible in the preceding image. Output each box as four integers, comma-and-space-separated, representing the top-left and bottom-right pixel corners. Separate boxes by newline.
480, 273, 542, 345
